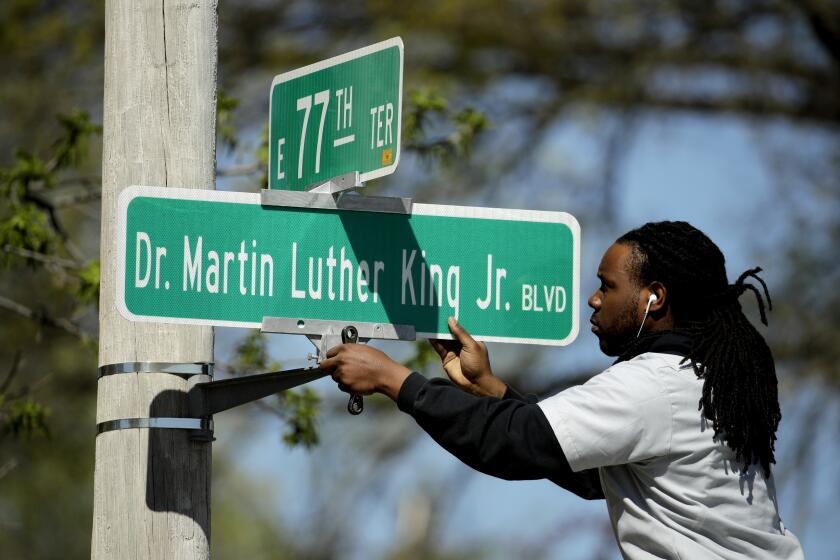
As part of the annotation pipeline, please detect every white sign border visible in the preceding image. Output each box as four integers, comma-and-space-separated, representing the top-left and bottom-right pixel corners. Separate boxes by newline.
268, 36, 404, 190
116, 186, 580, 347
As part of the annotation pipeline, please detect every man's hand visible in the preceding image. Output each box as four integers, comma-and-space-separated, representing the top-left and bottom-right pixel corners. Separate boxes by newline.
320, 344, 411, 401
429, 317, 506, 398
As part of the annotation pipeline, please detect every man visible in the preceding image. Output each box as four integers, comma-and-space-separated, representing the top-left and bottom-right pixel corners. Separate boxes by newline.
321, 221, 804, 559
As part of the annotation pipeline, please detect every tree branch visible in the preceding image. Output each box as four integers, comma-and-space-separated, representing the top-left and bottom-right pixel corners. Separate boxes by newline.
252, 398, 287, 420
798, 0, 840, 67
599, 110, 639, 225
22, 192, 69, 239
0, 294, 88, 340
49, 188, 102, 208
2, 244, 81, 269
1, 351, 22, 394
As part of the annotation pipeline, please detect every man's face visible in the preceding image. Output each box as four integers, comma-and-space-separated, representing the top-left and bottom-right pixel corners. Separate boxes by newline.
588, 243, 643, 356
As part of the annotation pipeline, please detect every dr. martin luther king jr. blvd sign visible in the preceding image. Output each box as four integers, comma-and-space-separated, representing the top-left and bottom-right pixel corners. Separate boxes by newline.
117, 186, 580, 346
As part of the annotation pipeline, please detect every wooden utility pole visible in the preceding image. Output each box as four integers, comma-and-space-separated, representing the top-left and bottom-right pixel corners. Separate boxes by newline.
93, 1, 217, 558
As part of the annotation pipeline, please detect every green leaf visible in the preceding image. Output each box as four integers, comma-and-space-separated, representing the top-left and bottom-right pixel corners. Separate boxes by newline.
451, 106, 491, 155
0, 203, 55, 265
403, 88, 448, 144
277, 388, 321, 448
3, 397, 51, 439
74, 259, 100, 305
403, 89, 490, 164
3, 150, 53, 196
233, 331, 270, 374
53, 110, 101, 170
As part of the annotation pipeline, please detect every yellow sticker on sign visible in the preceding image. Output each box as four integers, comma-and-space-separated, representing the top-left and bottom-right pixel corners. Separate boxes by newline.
382, 148, 393, 165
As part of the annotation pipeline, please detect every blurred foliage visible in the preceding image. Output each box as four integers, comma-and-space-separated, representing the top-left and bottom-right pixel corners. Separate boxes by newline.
233, 330, 276, 375
2, 397, 51, 439
217, 89, 241, 153
403, 88, 491, 163
403, 88, 449, 145
0, 341, 97, 559
53, 110, 102, 169
74, 258, 100, 306
0, 200, 55, 260
210, 451, 303, 560
277, 388, 321, 448
0, 110, 101, 316
219, 0, 839, 127
0, 352, 51, 440
763, 148, 840, 389
404, 340, 441, 373
0, 105, 102, 558
0, 0, 104, 160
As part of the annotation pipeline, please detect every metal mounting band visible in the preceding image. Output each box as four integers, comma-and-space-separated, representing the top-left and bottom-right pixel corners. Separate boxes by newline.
98, 362, 214, 379
96, 417, 213, 435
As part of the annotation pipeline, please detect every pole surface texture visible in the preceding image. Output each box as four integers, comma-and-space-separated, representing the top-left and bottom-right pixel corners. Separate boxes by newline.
93, 1, 217, 558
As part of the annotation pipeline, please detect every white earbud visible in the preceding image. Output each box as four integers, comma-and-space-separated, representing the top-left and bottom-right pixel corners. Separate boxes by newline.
636, 293, 658, 338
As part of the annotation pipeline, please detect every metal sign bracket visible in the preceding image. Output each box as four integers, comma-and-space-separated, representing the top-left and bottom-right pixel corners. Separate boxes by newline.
307, 170, 363, 194
261, 171, 413, 215
132, 320, 414, 438
94, 361, 328, 441
260, 317, 416, 416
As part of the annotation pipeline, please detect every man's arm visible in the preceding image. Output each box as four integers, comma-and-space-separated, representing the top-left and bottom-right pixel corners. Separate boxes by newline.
320, 333, 603, 500
398, 372, 604, 500
500, 383, 604, 498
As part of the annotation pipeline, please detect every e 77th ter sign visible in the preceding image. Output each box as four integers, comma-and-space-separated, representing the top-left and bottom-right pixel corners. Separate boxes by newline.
268, 37, 403, 191
117, 186, 580, 346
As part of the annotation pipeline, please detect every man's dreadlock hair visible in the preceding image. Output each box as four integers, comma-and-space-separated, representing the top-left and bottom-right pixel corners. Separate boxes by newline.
616, 221, 780, 477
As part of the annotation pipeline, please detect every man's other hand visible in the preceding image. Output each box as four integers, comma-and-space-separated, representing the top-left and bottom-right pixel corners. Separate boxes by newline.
320, 344, 411, 401
429, 317, 506, 398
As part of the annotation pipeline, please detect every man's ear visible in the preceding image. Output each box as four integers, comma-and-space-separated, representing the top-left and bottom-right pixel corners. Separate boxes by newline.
648, 281, 667, 312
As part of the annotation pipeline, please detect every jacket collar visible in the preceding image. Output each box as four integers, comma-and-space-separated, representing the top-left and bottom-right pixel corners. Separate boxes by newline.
615, 331, 693, 363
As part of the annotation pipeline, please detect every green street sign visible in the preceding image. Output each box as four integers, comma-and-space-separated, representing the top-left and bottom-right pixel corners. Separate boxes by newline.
117, 186, 580, 346
268, 38, 403, 191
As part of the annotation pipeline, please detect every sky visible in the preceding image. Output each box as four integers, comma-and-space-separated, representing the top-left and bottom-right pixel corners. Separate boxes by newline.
213, 104, 838, 559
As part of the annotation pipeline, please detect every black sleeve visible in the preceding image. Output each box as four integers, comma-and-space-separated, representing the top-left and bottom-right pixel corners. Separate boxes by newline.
397, 372, 604, 500
502, 384, 539, 404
